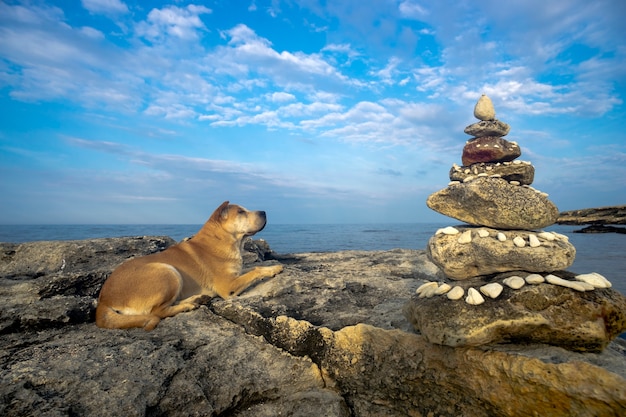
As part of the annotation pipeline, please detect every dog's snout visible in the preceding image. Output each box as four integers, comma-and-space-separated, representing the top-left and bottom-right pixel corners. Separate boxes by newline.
259, 210, 266, 219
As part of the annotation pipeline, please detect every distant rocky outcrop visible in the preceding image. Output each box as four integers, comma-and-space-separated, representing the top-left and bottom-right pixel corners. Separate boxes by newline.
558, 205, 626, 233
1, 236, 626, 417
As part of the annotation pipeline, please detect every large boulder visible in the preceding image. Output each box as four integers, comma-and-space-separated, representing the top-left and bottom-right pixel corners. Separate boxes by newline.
426, 227, 576, 279
1, 237, 625, 416
404, 270, 626, 351
427, 176, 560, 229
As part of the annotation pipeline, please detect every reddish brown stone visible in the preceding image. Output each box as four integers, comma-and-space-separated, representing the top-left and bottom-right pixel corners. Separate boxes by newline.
462, 136, 521, 166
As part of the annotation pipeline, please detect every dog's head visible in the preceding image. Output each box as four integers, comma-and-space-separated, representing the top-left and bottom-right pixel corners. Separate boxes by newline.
210, 201, 267, 237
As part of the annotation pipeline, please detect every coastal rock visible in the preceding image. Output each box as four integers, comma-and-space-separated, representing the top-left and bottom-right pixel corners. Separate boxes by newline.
574, 225, 626, 234
449, 161, 535, 185
1, 237, 626, 417
464, 119, 511, 137
474, 94, 495, 120
427, 227, 576, 280
404, 270, 626, 352
426, 177, 560, 229
558, 205, 626, 225
462, 136, 521, 166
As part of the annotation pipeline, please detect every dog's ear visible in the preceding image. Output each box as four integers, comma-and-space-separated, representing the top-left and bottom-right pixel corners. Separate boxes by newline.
210, 201, 230, 221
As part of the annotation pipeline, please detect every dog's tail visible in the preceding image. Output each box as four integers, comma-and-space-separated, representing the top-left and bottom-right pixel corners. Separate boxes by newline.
95, 303, 160, 331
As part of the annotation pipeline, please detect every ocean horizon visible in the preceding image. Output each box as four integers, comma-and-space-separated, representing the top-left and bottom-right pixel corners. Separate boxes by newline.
1, 222, 624, 295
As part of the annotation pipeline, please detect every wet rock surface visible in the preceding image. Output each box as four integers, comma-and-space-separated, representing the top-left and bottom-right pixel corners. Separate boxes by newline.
1, 237, 626, 417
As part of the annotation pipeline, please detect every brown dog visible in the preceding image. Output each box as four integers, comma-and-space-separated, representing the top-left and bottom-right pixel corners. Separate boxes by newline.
95, 201, 283, 330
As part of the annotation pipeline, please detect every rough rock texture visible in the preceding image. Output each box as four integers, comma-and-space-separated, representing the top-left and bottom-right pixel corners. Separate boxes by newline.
427, 177, 560, 229
404, 270, 626, 351
558, 205, 626, 225
427, 227, 576, 279
461, 136, 521, 166
1, 237, 626, 416
449, 161, 535, 185
464, 119, 511, 137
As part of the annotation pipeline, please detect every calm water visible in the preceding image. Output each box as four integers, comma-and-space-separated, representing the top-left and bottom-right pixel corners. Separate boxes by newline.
1, 223, 624, 294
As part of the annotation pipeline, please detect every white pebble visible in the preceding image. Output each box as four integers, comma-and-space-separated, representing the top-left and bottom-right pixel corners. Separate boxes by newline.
575, 272, 612, 288
528, 234, 541, 247
435, 283, 452, 295
480, 283, 503, 299
545, 274, 588, 292
463, 176, 475, 183
591, 272, 612, 288
578, 281, 596, 291
525, 274, 545, 284
553, 232, 569, 241
497, 232, 507, 241
416, 281, 440, 298
513, 236, 526, 247
477, 173, 488, 177
457, 229, 473, 244
448, 181, 461, 186
503, 276, 525, 289
513, 160, 521, 164
447, 286, 465, 300
509, 181, 520, 186
538, 232, 555, 241
465, 287, 485, 305
441, 226, 459, 235
477, 229, 490, 238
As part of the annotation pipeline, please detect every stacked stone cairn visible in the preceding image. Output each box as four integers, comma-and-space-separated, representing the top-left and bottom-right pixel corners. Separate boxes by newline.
403, 94, 624, 352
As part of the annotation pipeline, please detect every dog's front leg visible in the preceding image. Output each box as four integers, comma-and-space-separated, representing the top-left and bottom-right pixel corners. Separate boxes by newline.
218, 264, 284, 298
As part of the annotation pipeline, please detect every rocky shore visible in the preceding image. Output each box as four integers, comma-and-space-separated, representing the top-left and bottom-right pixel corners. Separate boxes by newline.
558, 205, 626, 233
1, 236, 626, 417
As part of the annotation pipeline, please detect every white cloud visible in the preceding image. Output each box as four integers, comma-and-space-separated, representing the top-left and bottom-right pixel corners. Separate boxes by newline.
79, 26, 105, 39
212, 24, 354, 90
136, 5, 211, 41
269, 92, 296, 103
370, 56, 402, 83
398, 1, 428, 19
81, 0, 128, 15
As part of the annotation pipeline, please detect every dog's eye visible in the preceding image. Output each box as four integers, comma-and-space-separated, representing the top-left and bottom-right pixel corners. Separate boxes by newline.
237, 209, 246, 214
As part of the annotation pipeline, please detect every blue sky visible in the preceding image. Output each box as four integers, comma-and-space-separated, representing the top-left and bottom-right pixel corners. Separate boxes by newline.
1, 0, 625, 224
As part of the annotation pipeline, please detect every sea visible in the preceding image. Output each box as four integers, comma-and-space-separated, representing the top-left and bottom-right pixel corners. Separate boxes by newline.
1, 223, 624, 295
